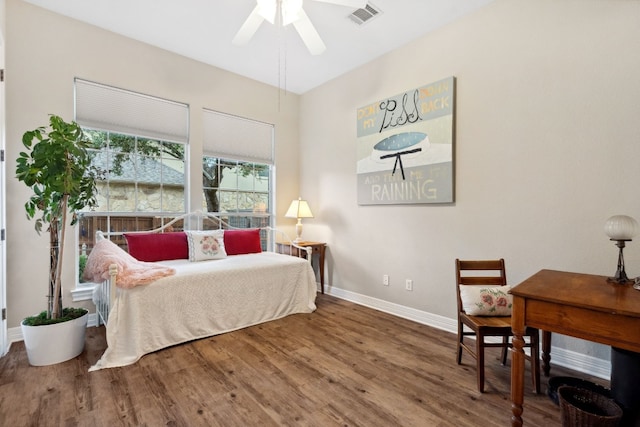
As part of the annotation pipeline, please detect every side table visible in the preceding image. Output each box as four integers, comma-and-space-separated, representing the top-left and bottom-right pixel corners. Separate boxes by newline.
275, 241, 326, 293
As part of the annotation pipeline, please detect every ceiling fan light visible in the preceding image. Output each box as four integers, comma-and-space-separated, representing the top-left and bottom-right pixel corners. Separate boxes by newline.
257, 0, 303, 26
282, 0, 304, 25
257, 0, 277, 24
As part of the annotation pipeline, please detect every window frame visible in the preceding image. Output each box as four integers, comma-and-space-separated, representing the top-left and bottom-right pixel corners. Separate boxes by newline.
201, 154, 275, 230
73, 128, 189, 297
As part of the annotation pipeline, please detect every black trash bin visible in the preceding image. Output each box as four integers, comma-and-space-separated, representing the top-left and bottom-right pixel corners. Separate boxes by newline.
558, 385, 623, 427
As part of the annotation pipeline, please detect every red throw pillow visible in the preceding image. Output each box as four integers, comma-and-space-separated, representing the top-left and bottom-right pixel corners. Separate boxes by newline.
124, 232, 189, 262
223, 229, 262, 255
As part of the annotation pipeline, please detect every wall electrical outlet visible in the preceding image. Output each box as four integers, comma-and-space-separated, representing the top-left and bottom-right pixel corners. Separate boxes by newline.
405, 279, 413, 291
383, 274, 389, 286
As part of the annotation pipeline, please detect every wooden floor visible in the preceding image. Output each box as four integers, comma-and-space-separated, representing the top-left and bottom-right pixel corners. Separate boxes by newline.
0, 294, 607, 426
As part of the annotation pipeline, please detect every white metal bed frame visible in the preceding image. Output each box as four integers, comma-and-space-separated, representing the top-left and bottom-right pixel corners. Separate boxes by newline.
93, 210, 312, 326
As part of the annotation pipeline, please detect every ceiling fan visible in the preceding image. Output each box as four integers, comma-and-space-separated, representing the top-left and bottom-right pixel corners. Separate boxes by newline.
233, 0, 368, 55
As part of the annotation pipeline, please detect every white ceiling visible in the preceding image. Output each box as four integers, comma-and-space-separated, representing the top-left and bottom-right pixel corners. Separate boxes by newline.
24, 0, 495, 94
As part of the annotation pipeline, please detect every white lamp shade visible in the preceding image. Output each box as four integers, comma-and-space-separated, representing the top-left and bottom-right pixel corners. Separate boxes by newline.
285, 198, 314, 219
604, 215, 639, 240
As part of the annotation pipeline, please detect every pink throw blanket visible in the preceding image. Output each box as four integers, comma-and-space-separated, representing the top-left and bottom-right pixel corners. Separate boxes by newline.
83, 238, 175, 288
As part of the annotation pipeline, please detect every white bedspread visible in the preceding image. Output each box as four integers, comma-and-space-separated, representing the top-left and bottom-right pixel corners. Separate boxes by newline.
89, 252, 317, 370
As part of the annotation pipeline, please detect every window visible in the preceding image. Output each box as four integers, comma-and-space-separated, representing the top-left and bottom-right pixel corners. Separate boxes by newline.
202, 109, 275, 246
201, 109, 275, 220
202, 156, 272, 229
75, 130, 187, 291
73, 80, 189, 298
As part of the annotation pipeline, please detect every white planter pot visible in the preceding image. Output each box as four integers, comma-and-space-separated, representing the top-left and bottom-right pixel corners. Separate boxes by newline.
21, 312, 88, 366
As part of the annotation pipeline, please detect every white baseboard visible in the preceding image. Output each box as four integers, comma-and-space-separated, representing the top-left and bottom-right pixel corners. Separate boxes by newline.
547, 346, 611, 380
326, 285, 457, 332
326, 286, 611, 380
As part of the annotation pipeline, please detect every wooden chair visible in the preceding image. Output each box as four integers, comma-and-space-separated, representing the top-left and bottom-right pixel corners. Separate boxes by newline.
455, 259, 540, 393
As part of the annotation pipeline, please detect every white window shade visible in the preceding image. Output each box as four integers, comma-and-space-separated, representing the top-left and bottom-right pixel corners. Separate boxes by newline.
75, 79, 189, 143
203, 109, 274, 164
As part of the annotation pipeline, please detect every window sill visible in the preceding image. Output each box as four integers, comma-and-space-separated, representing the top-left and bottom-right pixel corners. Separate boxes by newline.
71, 283, 99, 302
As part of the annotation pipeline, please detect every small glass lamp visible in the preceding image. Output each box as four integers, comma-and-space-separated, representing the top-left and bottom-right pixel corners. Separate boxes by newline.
285, 197, 314, 243
604, 215, 639, 283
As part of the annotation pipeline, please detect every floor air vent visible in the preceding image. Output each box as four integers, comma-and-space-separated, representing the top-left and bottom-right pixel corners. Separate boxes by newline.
348, 2, 381, 25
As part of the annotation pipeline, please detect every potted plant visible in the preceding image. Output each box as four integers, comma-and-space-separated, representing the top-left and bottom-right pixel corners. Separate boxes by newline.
16, 114, 101, 366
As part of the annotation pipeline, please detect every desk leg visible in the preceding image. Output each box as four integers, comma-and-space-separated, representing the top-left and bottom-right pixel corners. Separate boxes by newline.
511, 296, 525, 427
542, 331, 551, 377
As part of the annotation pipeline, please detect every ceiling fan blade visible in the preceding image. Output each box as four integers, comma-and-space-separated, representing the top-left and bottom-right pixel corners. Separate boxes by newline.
293, 9, 326, 55
232, 6, 265, 46
312, 0, 367, 8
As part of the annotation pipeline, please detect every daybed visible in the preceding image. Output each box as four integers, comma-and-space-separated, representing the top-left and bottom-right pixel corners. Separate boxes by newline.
85, 211, 318, 371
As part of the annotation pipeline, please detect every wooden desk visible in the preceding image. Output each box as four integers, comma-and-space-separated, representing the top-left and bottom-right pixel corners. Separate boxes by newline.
275, 241, 326, 294
509, 269, 640, 426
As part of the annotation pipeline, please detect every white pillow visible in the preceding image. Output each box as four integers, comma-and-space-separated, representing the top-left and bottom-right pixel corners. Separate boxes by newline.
185, 230, 227, 262
459, 285, 512, 316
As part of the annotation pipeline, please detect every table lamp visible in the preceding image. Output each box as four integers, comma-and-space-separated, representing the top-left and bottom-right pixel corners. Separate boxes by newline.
285, 197, 314, 243
604, 215, 639, 283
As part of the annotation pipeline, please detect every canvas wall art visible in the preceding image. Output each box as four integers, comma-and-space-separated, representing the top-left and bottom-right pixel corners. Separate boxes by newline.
356, 76, 455, 205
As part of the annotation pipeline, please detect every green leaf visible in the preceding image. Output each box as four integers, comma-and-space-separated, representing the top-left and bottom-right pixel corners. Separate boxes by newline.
16, 115, 105, 317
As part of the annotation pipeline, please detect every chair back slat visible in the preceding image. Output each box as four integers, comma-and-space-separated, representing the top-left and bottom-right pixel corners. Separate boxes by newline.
459, 276, 505, 286
458, 260, 504, 270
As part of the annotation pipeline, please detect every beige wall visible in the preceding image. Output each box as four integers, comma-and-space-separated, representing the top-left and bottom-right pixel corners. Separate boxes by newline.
4, 0, 301, 327
299, 0, 640, 359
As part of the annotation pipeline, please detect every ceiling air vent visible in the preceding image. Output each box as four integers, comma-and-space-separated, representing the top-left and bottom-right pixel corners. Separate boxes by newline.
348, 2, 382, 26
